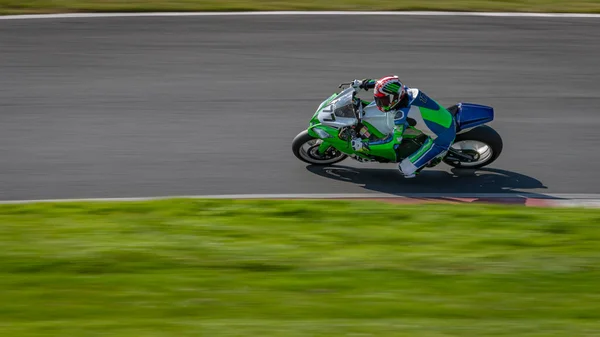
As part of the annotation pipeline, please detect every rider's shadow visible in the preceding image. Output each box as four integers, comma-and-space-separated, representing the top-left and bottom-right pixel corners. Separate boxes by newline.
305, 165, 555, 205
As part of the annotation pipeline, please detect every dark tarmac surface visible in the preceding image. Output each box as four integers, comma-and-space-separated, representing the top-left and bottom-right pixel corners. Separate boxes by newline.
1, 15, 599, 200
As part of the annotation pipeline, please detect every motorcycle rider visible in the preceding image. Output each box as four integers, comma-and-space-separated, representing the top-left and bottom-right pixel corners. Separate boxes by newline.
350, 75, 456, 178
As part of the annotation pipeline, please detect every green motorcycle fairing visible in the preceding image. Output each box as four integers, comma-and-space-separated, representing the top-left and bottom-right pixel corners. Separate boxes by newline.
307, 93, 415, 163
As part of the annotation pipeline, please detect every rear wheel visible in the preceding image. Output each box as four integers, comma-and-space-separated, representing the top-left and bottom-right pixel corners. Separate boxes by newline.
292, 130, 347, 165
443, 125, 503, 169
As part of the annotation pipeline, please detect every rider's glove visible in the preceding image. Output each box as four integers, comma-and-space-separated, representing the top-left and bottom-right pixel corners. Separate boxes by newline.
351, 79, 363, 89
352, 79, 372, 91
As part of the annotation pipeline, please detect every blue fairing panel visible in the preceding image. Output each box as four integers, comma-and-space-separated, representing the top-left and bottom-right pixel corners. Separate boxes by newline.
455, 103, 494, 131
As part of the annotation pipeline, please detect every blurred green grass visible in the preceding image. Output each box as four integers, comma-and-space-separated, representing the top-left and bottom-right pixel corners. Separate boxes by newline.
1, 199, 600, 336
1, 0, 600, 14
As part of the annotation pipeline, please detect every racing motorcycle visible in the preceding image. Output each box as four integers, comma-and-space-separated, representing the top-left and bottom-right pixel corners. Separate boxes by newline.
292, 83, 503, 171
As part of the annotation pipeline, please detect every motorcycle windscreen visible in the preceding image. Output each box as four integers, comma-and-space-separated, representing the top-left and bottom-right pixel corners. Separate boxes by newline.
331, 92, 357, 118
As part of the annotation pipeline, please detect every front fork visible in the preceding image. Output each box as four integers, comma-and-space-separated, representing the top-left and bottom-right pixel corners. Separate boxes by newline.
317, 141, 332, 155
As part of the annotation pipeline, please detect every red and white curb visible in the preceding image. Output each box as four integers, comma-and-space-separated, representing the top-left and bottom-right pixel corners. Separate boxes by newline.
1, 193, 599, 208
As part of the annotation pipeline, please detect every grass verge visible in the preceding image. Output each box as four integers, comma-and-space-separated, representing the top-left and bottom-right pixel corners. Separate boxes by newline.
1, 199, 600, 336
1, 0, 600, 15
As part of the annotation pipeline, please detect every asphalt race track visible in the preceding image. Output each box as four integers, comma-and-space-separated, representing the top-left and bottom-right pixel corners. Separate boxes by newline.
1, 14, 600, 200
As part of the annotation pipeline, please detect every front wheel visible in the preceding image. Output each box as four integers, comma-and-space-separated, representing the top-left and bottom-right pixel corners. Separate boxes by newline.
292, 130, 347, 165
443, 125, 503, 169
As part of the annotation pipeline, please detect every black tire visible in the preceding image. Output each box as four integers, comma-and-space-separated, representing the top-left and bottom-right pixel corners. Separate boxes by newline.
292, 130, 347, 165
443, 125, 503, 169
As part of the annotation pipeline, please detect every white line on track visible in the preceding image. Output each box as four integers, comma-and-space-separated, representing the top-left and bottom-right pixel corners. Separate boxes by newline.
2, 193, 600, 205
1, 11, 600, 20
